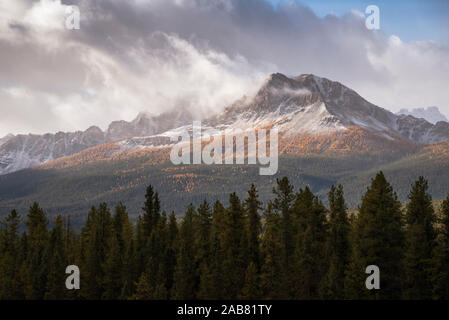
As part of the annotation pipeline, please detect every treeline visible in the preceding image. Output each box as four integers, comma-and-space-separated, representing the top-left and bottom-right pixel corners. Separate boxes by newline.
1, 172, 449, 300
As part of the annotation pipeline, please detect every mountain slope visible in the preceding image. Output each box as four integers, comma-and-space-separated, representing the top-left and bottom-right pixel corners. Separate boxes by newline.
1, 73, 449, 222
1, 143, 449, 225
2, 73, 449, 176
0, 108, 193, 175
207, 73, 449, 143
0, 126, 105, 175
74, 73, 445, 160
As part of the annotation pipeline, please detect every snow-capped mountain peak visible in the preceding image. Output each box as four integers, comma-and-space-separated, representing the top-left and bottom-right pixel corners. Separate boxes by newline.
207, 73, 397, 135
1, 73, 449, 175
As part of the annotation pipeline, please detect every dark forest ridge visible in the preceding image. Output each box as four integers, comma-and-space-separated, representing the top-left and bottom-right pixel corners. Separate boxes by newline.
1, 173, 449, 300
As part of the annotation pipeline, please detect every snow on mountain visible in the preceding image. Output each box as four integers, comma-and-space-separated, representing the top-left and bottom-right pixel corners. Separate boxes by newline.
106, 108, 193, 141
0, 109, 193, 175
397, 107, 449, 125
0, 126, 105, 175
0, 134, 14, 147
100, 73, 449, 158
204, 73, 449, 143
2, 73, 449, 175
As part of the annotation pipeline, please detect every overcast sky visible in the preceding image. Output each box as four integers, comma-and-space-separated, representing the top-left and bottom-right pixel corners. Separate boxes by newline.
1, 0, 449, 136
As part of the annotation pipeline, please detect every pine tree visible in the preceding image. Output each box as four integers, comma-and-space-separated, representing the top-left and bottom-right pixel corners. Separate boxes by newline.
142, 185, 155, 237
64, 216, 77, 264
103, 230, 122, 299
134, 216, 146, 279
142, 185, 161, 238
324, 185, 350, 299
195, 200, 212, 272
139, 186, 166, 297
0, 209, 23, 299
190, 200, 212, 300
221, 193, 248, 299
433, 197, 449, 299
80, 203, 113, 299
403, 177, 436, 299
271, 177, 295, 264
151, 211, 172, 299
172, 204, 197, 299
260, 204, 286, 299
25, 202, 49, 299
145, 211, 167, 297
244, 184, 262, 270
165, 212, 178, 297
18, 232, 31, 299
345, 172, 404, 299
121, 239, 137, 299
154, 193, 161, 225
168, 212, 179, 245
114, 203, 134, 298
198, 201, 225, 299
103, 203, 133, 299
291, 187, 328, 299
45, 215, 68, 299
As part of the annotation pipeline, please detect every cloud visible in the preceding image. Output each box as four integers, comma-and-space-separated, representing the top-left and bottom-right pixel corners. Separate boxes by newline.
270, 87, 312, 97
0, 0, 270, 135
363, 36, 449, 112
0, 0, 448, 136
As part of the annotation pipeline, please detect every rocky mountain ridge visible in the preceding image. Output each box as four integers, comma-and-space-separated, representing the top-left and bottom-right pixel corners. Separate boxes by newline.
397, 106, 449, 124
0, 109, 193, 175
1, 73, 449, 175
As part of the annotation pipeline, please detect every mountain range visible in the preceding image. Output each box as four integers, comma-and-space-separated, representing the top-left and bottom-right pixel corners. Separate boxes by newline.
397, 106, 449, 125
1, 73, 449, 223
0, 108, 193, 175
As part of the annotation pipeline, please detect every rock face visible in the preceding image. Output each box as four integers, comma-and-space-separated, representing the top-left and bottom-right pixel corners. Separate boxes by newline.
1, 73, 449, 175
206, 73, 449, 143
0, 108, 193, 175
397, 106, 449, 125
0, 126, 105, 175
106, 108, 193, 141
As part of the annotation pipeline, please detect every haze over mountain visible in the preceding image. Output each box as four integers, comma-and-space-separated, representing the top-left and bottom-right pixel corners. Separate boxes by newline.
397, 107, 449, 125
2, 0, 449, 140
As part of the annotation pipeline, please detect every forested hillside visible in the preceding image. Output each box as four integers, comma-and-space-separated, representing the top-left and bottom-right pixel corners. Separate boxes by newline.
2, 148, 449, 226
1, 173, 449, 300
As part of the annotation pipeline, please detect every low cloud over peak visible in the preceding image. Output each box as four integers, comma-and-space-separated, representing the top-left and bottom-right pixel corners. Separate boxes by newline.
1, 0, 448, 136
